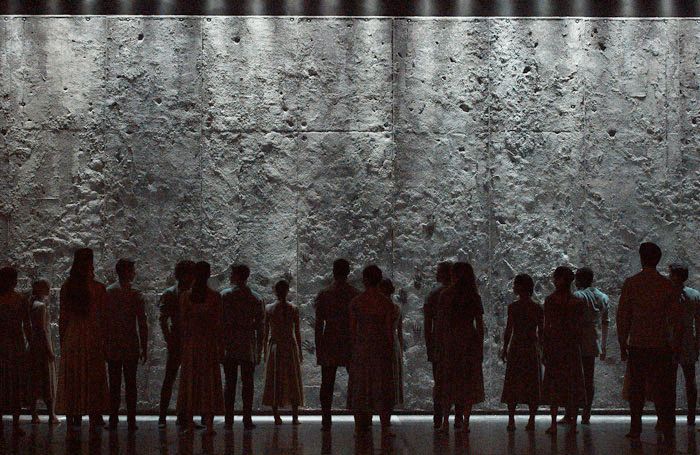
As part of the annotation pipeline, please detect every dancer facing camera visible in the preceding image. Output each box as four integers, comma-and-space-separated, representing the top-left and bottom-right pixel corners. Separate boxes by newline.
0, 267, 30, 437
221, 264, 265, 431
314, 259, 359, 431
348, 265, 398, 436
434, 262, 485, 433
177, 261, 224, 435
262, 280, 304, 425
158, 260, 195, 428
541, 266, 586, 435
500, 273, 543, 432
56, 248, 110, 435
26, 278, 60, 425
104, 259, 148, 431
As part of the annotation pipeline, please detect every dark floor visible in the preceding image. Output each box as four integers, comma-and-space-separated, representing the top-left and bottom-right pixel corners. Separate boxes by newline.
0, 415, 697, 454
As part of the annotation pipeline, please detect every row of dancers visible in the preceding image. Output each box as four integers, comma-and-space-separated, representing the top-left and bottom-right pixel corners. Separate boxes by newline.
0, 241, 696, 445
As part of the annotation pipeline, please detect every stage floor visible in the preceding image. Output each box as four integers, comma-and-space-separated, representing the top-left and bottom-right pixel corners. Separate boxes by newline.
0, 415, 695, 454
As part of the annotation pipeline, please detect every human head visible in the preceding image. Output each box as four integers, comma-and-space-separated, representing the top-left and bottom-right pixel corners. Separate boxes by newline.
553, 266, 575, 291
669, 263, 689, 287
380, 278, 395, 297
174, 260, 195, 287
575, 267, 594, 289
116, 258, 136, 283
451, 262, 476, 287
0, 267, 18, 295
193, 261, 211, 287
275, 280, 290, 301
32, 278, 50, 299
436, 261, 452, 285
639, 242, 662, 268
513, 273, 534, 298
230, 264, 251, 285
362, 265, 383, 289
332, 259, 350, 281
71, 248, 95, 281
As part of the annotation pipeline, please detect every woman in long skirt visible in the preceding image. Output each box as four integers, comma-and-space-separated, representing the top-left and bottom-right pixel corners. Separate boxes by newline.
55, 248, 109, 434
435, 262, 485, 433
262, 280, 304, 424
500, 274, 543, 432
27, 278, 60, 425
0, 267, 30, 437
541, 266, 586, 435
177, 261, 224, 434
380, 278, 404, 413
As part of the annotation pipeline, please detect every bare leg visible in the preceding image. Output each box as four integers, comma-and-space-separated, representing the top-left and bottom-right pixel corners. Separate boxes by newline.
13, 412, 25, 436
526, 404, 537, 431
292, 405, 300, 425
507, 403, 516, 431
30, 400, 40, 424
546, 405, 557, 434
273, 407, 282, 425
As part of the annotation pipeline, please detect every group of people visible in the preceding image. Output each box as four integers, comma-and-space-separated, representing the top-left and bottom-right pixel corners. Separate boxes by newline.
0, 240, 697, 446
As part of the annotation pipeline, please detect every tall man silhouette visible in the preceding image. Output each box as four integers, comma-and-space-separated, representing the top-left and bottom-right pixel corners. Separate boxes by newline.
103, 258, 148, 432
668, 264, 700, 426
424, 261, 451, 428
618, 242, 681, 444
158, 260, 195, 428
221, 264, 265, 430
314, 259, 360, 431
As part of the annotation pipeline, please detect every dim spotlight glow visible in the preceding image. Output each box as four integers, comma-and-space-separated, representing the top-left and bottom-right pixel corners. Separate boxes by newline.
455, 0, 473, 16
535, 0, 553, 16
283, 0, 304, 15
418, 0, 434, 16
571, 0, 588, 16
620, 0, 636, 16
660, 0, 675, 16
321, 0, 340, 16
248, 0, 265, 15
362, 0, 380, 16
498, 0, 515, 16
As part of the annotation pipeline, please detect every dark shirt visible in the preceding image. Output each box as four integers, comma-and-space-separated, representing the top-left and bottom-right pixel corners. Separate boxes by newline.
221, 284, 265, 364
423, 285, 446, 363
314, 281, 360, 367
103, 282, 148, 361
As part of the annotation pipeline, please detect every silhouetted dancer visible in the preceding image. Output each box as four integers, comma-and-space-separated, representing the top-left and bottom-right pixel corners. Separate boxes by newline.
617, 242, 681, 445
104, 259, 148, 432
158, 260, 195, 428
221, 264, 265, 431
435, 262, 484, 434
380, 278, 404, 426
262, 280, 304, 425
542, 266, 585, 435
559, 267, 609, 425
668, 263, 700, 426
500, 273, 542, 432
0, 267, 30, 437
314, 259, 359, 431
177, 261, 224, 435
348, 265, 398, 437
26, 278, 60, 425
56, 248, 109, 435
423, 261, 451, 429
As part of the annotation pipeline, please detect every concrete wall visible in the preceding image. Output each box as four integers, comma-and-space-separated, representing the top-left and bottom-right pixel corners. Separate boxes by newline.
2, 17, 699, 411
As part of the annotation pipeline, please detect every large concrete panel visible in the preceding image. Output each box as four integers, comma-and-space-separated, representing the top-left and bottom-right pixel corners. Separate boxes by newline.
297, 18, 393, 132
394, 19, 489, 135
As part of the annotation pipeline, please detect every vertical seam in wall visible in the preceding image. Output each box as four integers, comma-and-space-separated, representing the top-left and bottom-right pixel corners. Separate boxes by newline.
581, 18, 589, 260
295, 18, 300, 303
486, 17, 494, 303
390, 17, 396, 281
199, 17, 204, 257
665, 19, 671, 171
102, 17, 110, 259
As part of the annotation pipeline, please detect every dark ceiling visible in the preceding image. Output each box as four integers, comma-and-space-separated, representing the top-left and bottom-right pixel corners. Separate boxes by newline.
0, 0, 694, 17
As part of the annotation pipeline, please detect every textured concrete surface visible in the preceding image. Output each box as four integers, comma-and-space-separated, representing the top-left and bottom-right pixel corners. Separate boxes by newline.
1, 17, 699, 412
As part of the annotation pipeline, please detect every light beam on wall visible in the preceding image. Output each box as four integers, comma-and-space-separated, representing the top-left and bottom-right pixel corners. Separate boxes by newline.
284, 0, 304, 15
620, 0, 636, 16
417, 0, 434, 16
322, 0, 340, 16
535, 0, 553, 16
498, 0, 515, 16
455, 0, 473, 16
362, 0, 380, 16
659, 0, 675, 16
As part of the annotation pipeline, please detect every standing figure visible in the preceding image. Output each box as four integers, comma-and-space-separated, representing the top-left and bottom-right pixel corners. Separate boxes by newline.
541, 266, 586, 435
103, 259, 148, 431
617, 243, 681, 444
562, 267, 609, 425
262, 280, 304, 425
500, 273, 543, 432
177, 261, 224, 434
423, 262, 451, 429
27, 278, 60, 425
435, 262, 485, 433
56, 248, 109, 434
158, 260, 195, 428
221, 264, 265, 431
314, 259, 359, 431
668, 263, 700, 426
0, 267, 30, 436
380, 278, 404, 415
348, 265, 397, 436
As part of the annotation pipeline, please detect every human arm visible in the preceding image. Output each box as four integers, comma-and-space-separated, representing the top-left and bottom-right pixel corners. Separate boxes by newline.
263, 309, 270, 363
136, 293, 148, 364
36, 303, 55, 361
617, 282, 631, 362
295, 307, 303, 362
397, 310, 405, 352
694, 293, 700, 361
600, 293, 610, 361
423, 294, 434, 361
255, 296, 266, 365
314, 294, 324, 362
59, 286, 67, 347
159, 292, 173, 346
500, 305, 513, 362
